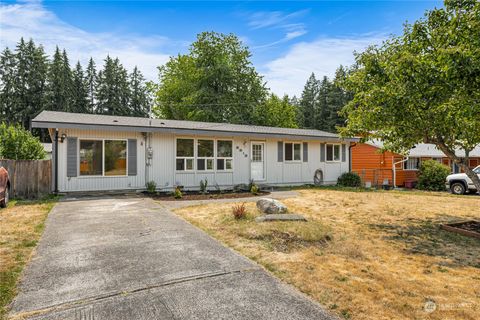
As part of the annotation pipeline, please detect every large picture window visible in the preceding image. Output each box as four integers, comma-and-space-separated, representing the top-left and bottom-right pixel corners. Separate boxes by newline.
326, 144, 341, 162
217, 140, 233, 170
197, 139, 214, 171
80, 140, 103, 176
176, 139, 194, 171
104, 140, 127, 176
285, 142, 301, 161
404, 157, 420, 170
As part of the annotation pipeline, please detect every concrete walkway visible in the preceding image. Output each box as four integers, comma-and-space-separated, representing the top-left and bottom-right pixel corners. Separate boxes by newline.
9, 196, 334, 320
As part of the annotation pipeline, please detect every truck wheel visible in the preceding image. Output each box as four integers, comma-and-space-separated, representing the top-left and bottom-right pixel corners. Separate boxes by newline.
450, 182, 466, 195
0, 187, 8, 208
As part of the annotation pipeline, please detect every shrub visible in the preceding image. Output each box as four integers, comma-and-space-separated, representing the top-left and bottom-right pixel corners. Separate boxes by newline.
0, 123, 45, 160
250, 183, 259, 195
337, 172, 362, 187
199, 179, 208, 194
146, 181, 157, 194
174, 186, 183, 199
232, 203, 247, 220
417, 160, 451, 191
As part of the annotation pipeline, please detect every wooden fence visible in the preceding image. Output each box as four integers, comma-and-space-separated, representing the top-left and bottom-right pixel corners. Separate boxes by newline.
0, 159, 52, 199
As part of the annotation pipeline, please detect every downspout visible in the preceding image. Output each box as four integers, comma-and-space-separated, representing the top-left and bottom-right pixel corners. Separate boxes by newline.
393, 156, 409, 189
54, 129, 59, 193
349, 142, 357, 172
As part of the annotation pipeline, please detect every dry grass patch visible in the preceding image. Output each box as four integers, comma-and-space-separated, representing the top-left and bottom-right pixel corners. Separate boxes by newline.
0, 198, 57, 319
173, 190, 480, 320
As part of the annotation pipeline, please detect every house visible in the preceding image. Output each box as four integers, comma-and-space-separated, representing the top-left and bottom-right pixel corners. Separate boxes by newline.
41, 143, 53, 159
32, 111, 358, 193
351, 140, 480, 187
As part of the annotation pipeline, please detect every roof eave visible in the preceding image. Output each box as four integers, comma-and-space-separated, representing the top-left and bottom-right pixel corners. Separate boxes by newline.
32, 120, 359, 142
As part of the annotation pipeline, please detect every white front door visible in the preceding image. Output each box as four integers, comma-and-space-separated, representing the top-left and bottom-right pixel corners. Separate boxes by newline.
251, 142, 265, 181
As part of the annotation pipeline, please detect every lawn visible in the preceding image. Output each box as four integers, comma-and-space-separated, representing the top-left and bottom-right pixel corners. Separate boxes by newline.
0, 198, 57, 319
173, 189, 480, 320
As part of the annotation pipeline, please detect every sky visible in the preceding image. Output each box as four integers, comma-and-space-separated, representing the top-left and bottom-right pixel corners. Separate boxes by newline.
0, 0, 443, 97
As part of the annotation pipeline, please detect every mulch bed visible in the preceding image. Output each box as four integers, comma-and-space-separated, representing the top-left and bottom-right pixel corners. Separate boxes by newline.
148, 191, 270, 201
441, 221, 480, 239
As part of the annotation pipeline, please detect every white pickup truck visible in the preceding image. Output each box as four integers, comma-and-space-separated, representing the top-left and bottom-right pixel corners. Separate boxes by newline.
446, 165, 480, 195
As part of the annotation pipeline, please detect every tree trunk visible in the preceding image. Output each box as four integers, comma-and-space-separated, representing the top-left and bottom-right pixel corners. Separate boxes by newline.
436, 142, 480, 194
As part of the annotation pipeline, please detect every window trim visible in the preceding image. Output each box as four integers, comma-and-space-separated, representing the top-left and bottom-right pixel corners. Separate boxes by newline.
196, 139, 215, 172
403, 157, 421, 171
326, 143, 341, 162
175, 138, 195, 172
284, 141, 302, 162
78, 138, 128, 177
216, 139, 234, 172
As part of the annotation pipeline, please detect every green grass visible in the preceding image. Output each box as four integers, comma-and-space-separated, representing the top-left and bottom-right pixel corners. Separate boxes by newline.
0, 195, 58, 319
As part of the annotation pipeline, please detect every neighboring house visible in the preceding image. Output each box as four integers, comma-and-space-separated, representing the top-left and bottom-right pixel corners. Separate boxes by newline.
32, 111, 358, 193
42, 143, 53, 159
352, 140, 480, 187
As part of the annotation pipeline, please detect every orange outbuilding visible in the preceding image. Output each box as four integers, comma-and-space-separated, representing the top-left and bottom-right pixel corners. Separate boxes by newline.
351, 141, 480, 188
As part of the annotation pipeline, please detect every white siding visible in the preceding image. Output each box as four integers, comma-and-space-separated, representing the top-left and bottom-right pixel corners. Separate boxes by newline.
57, 129, 146, 192
56, 129, 350, 192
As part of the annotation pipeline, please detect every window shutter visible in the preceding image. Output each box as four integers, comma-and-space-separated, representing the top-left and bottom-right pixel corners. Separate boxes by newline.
341, 144, 347, 162
320, 143, 325, 162
277, 141, 283, 162
128, 139, 137, 176
303, 142, 308, 162
66, 137, 78, 177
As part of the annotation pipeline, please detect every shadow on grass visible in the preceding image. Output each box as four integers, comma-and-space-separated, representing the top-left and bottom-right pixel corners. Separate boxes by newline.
369, 216, 480, 268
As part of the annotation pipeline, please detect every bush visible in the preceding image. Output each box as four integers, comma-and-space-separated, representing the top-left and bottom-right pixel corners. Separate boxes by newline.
0, 123, 45, 160
250, 183, 259, 195
174, 186, 183, 199
146, 181, 157, 194
199, 179, 208, 194
232, 203, 247, 220
337, 172, 362, 187
417, 160, 451, 191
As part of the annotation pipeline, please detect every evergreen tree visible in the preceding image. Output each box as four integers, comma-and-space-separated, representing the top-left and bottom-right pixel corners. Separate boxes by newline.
325, 66, 350, 131
71, 61, 89, 113
85, 57, 97, 113
0, 47, 18, 124
46, 47, 66, 112
129, 66, 150, 117
14, 38, 48, 130
299, 73, 319, 129
96, 56, 130, 115
315, 76, 330, 131
61, 49, 74, 112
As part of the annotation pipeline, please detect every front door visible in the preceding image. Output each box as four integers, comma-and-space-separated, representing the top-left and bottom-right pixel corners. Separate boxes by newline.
251, 142, 265, 181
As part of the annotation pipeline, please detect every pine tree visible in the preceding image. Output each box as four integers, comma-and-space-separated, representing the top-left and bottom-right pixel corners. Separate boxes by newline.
46, 47, 65, 112
71, 61, 89, 113
14, 39, 48, 130
299, 73, 319, 129
96, 56, 130, 115
315, 76, 330, 131
61, 49, 74, 112
0, 47, 18, 124
325, 66, 350, 132
85, 57, 97, 113
129, 66, 150, 117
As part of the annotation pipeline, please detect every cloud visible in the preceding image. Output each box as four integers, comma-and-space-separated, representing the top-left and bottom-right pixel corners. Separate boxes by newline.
246, 10, 308, 48
0, 0, 171, 80
262, 35, 386, 97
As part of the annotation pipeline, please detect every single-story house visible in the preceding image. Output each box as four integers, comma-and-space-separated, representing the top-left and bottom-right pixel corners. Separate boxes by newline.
32, 111, 358, 193
351, 140, 480, 187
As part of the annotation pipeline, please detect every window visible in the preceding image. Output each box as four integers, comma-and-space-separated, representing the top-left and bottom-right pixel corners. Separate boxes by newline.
285, 142, 301, 161
404, 157, 420, 170
80, 140, 103, 176
104, 140, 127, 176
217, 140, 233, 170
176, 139, 194, 171
326, 144, 340, 162
197, 139, 214, 171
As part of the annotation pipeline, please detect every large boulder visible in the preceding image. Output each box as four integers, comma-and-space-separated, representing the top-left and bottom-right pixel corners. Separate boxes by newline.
256, 198, 288, 215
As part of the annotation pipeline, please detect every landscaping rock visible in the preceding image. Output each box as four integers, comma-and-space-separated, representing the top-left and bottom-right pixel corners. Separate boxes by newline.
256, 198, 288, 215
255, 214, 307, 222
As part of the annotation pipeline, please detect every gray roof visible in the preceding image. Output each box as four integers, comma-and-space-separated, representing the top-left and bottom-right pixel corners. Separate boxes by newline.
33, 111, 356, 141
366, 140, 480, 157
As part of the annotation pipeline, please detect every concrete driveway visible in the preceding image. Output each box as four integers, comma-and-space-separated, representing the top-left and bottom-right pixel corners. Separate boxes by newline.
10, 196, 335, 320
